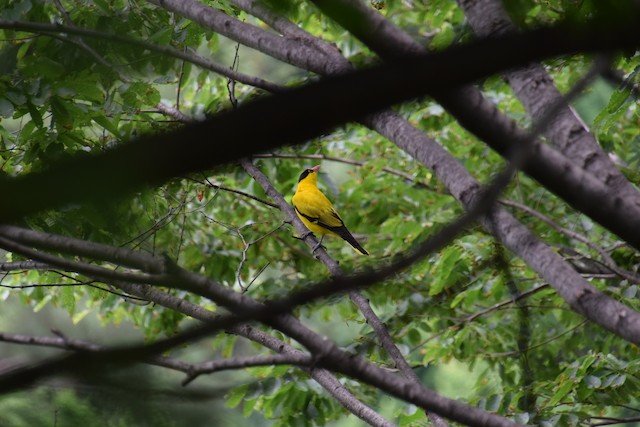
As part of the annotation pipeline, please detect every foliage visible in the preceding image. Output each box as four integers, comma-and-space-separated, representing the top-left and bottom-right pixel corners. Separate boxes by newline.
1, 0, 640, 426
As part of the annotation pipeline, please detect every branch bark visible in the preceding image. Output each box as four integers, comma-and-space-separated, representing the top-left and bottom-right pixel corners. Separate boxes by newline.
295, 0, 640, 346
0, 20, 283, 92
0, 224, 522, 426
457, 0, 638, 203
2, 15, 640, 255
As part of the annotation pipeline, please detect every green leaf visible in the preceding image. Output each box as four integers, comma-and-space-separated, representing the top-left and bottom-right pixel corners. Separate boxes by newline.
67, 82, 105, 104
20, 56, 66, 79
60, 285, 76, 315
225, 384, 249, 409
51, 97, 74, 131
584, 375, 602, 389
548, 379, 574, 407
26, 101, 43, 128
486, 393, 503, 412
243, 398, 258, 417
33, 294, 52, 312
92, 114, 121, 138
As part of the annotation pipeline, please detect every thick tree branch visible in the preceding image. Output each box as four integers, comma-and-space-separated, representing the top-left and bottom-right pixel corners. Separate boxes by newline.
457, 0, 639, 204
0, 234, 161, 286
300, 0, 640, 362
145, 0, 339, 75
1, 14, 640, 237
0, 198, 523, 427
0, 225, 164, 273
0, 231, 396, 426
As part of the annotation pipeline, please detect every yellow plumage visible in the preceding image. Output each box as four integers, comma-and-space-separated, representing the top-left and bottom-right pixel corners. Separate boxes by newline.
292, 165, 368, 255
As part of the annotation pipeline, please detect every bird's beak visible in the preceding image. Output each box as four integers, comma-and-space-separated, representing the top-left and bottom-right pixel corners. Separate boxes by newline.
311, 165, 321, 172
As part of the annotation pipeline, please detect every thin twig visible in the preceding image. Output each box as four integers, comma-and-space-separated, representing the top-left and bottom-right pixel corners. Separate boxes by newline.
0, 20, 284, 93
182, 353, 313, 385
411, 284, 551, 350
253, 153, 440, 192
235, 222, 286, 292
501, 199, 640, 284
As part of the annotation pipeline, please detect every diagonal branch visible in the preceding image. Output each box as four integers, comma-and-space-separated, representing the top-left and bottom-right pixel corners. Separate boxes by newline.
457, 0, 639, 203
0, 230, 398, 426
0, 160, 525, 426
1, 13, 640, 240
300, 0, 640, 360
0, 238, 524, 427
240, 158, 449, 426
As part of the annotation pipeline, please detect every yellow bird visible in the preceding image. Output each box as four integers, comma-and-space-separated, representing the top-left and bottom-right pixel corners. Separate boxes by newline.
292, 165, 368, 255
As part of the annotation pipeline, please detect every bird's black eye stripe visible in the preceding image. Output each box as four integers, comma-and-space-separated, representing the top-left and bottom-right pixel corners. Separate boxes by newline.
298, 169, 312, 182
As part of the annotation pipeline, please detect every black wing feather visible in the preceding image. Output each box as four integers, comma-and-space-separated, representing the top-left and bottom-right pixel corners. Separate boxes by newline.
294, 206, 368, 255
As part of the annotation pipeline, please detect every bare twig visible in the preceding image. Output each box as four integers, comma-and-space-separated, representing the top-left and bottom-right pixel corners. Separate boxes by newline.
253, 153, 439, 192
0, 261, 52, 271
501, 199, 640, 284
590, 415, 640, 426
182, 353, 313, 385
235, 222, 286, 292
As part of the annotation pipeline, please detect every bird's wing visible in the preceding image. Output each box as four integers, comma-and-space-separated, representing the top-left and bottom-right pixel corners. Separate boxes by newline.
293, 191, 345, 228
293, 188, 369, 255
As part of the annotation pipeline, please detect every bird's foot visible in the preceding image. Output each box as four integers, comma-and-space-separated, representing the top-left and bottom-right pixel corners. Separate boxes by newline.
294, 230, 314, 240
311, 241, 326, 253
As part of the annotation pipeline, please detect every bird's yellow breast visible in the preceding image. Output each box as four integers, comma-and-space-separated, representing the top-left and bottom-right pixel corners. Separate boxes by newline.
292, 179, 343, 237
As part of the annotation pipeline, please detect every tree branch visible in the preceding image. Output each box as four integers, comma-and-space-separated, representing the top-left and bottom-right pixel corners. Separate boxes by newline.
500, 199, 640, 284
0, 196, 525, 427
301, 0, 640, 362
0, 20, 284, 93
0, 231, 398, 426
1, 14, 640, 238
182, 353, 313, 386
457, 0, 639, 203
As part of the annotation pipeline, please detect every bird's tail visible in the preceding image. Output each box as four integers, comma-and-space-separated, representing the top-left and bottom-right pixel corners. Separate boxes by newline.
335, 227, 369, 255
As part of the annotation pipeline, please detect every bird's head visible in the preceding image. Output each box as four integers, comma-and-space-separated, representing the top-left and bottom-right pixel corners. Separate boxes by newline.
298, 165, 320, 183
